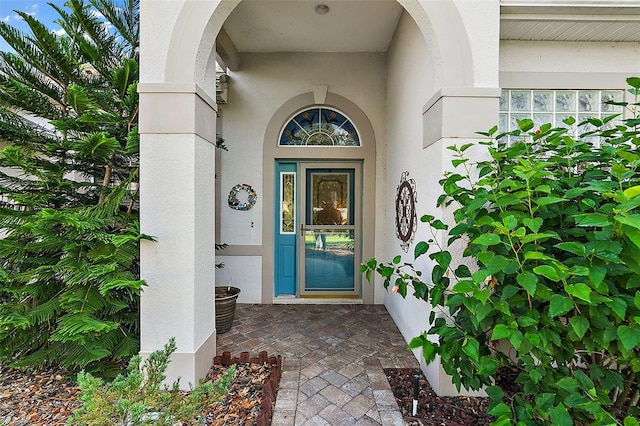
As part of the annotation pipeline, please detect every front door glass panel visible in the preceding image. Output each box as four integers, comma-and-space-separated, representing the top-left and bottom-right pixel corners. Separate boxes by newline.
302, 169, 356, 294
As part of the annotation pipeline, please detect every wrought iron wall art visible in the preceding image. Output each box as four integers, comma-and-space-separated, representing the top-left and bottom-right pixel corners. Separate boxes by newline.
228, 183, 257, 211
395, 171, 417, 252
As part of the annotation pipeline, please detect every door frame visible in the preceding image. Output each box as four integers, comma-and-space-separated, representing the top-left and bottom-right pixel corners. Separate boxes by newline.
262, 91, 377, 303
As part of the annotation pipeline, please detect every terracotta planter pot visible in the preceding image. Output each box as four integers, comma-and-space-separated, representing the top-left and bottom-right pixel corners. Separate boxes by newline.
215, 286, 241, 334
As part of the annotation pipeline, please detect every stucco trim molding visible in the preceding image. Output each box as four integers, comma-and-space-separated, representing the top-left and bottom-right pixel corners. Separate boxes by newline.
422, 87, 501, 148
217, 245, 263, 256
138, 83, 217, 111
138, 83, 218, 143
500, 72, 632, 90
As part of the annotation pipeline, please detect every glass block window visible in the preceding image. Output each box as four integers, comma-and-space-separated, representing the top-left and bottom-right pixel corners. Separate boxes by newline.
499, 89, 624, 138
279, 107, 360, 146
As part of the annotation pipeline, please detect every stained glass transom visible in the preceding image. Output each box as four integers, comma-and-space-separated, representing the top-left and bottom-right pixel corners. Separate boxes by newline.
279, 107, 360, 146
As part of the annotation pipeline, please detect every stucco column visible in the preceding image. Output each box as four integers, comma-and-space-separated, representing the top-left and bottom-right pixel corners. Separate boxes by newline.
138, 83, 218, 388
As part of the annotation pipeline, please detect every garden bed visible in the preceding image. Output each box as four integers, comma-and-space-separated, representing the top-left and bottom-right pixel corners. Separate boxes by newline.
0, 351, 281, 425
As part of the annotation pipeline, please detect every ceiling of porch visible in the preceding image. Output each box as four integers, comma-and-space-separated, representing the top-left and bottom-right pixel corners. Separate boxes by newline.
217, 0, 640, 70
222, 0, 403, 53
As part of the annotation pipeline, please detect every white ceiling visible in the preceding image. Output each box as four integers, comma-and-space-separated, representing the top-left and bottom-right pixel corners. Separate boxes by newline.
220, 0, 640, 56
223, 0, 404, 53
500, 2, 640, 42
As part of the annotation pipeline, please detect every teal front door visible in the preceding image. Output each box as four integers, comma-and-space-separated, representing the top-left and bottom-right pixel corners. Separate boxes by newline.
275, 161, 362, 298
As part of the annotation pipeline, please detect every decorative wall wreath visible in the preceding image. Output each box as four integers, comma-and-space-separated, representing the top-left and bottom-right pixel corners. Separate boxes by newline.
395, 171, 417, 252
228, 183, 257, 211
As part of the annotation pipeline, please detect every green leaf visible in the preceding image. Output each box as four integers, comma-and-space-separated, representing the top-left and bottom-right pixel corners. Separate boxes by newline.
516, 118, 534, 132
453, 280, 476, 293
521, 232, 559, 244
485, 255, 509, 274
518, 316, 538, 327
503, 215, 518, 231
454, 264, 471, 278
430, 251, 452, 270
550, 404, 573, 426
565, 283, 592, 303
491, 324, 511, 340
414, 241, 429, 258
431, 219, 448, 230
575, 213, 610, 227
617, 325, 640, 351
462, 338, 480, 362
472, 234, 501, 246
607, 298, 627, 320
569, 317, 590, 339
534, 265, 561, 282
549, 295, 574, 317
555, 242, 586, 256
488, 402, 512, 418
624, 416, 640, 426
627, 77, 640, 89
623, 185, 640, 199
477, 356, 499, 375
517, 272, 537, 296
485, 385, 504, 402
615, 214, 640, 231
536, 196, 565, 206
523, 217, 543, 233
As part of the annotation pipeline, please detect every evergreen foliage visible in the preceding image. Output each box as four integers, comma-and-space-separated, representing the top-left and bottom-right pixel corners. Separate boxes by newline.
363, 78, 640, 424
0, 0, 149, 372
69, 337, 236, 426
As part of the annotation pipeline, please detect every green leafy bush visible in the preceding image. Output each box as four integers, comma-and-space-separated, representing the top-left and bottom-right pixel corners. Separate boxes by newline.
69, 337, 236, 426
363, 78, 640, 425
0, 0, 147, 372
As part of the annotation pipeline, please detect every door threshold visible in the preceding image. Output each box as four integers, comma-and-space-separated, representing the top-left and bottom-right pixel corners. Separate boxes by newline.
273, 296, 363, 305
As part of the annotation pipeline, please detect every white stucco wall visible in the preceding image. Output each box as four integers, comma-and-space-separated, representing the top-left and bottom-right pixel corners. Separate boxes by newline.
500, 40, 640, 74
383, 7, 499, 396
215, 256, 262, 303
383, 10, 455, 394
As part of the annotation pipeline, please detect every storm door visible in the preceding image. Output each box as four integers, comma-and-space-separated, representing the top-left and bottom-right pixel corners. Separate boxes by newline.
298, 162, 361, 297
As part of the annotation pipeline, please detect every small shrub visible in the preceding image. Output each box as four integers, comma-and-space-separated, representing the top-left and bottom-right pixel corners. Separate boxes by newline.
363, 78, 640, 425
69, 338, 235, 426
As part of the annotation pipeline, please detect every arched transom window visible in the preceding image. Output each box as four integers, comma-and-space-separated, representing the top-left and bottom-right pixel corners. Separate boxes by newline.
279, 107, 360, 146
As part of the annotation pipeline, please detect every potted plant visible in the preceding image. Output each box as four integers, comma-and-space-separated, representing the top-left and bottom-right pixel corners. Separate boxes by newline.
214, 285, 241, 334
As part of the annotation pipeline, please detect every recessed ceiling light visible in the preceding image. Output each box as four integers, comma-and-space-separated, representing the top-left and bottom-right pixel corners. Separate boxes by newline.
315, 4, 330, 15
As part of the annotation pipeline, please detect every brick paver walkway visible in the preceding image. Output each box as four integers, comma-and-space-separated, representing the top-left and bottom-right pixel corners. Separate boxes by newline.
215, 304, 419, 425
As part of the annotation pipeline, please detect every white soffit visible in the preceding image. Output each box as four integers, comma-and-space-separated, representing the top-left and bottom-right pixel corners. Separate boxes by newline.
501, 0, 640, 42
223, 0, 403, 53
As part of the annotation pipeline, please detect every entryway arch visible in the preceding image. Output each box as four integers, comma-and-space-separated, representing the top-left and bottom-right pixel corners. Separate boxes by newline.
137, 0, 499, 389
262, 91, 376, 303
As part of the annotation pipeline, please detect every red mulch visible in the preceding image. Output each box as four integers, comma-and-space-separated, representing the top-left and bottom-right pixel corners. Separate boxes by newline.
0, 362, 274, 425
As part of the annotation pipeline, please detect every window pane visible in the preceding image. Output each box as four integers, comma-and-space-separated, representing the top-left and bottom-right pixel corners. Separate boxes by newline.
279, 107, 360, 146
311, 173, 349, 226
602, 91, 623, 113
281, 173, 295, 233
533, 113, 552, 130
511, 91, 531, 112
578, 91, 598, 112
499, 90, 509, 111
556, 91, 576, 112
533, 91, 553, 112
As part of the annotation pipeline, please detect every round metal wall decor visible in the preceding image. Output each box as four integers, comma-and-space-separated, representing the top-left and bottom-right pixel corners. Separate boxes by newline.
228, 183, 257, 211
395, 171, 417, 252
